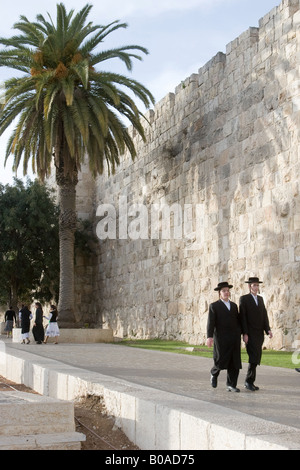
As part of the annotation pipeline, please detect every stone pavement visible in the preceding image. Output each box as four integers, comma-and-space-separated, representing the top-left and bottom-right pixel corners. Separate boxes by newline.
1, 339, 300, 450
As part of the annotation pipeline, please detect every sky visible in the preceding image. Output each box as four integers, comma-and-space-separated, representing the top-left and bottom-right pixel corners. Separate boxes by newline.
0, 0, 281, 185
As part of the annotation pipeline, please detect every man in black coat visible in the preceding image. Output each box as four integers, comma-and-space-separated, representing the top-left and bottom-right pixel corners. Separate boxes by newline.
206, 281, 243, 392
239, 277, 272, 391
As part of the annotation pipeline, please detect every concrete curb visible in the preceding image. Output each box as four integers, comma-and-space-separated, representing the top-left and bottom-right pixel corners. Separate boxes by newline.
11, 327, 114, 344
1, 346, 299, 450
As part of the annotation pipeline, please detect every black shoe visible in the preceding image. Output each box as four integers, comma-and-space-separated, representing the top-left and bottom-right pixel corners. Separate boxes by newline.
210, 375, 217, 388
227, 386, 240, 392
244, 382, 256, 391
295, 368, 300, 373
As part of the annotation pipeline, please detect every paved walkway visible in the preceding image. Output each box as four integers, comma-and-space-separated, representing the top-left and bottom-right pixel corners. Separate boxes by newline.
4, 340, 300, 431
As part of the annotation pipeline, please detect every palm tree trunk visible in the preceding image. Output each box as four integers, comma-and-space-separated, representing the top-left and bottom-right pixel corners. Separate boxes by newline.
56, 166, 78, 326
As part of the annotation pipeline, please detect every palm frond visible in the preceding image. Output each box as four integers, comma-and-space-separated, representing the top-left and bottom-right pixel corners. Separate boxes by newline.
0, 3, 155, 181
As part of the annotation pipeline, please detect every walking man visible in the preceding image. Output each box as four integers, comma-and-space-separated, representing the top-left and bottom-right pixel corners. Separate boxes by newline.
206, 281, 243, 392
239, 277, 272, 391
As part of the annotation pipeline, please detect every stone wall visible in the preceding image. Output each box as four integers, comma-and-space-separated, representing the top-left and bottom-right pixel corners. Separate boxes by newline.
76, 0, 300, 349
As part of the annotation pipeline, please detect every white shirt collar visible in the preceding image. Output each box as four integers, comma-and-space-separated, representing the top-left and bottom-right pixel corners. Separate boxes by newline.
221, 299, 231, 310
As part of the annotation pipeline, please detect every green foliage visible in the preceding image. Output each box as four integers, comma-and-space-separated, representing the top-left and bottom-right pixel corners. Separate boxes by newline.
0, 179, 59, 306
118, 339, 296, 369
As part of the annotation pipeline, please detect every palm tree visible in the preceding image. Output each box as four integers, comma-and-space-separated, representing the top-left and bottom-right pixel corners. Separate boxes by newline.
0, 3, 154, 325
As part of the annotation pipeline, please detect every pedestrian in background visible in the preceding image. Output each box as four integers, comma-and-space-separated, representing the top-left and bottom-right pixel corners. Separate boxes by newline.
19, 305, 32, 344
4, 306, 16, 338
32, 301, 45, 344
44, 305, 60, 344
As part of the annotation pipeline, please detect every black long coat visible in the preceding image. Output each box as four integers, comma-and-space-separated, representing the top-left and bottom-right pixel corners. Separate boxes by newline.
32, 307, 44, 343
239, 293, 271, 364
20, 307, 31, 334
207, 300, 242, 370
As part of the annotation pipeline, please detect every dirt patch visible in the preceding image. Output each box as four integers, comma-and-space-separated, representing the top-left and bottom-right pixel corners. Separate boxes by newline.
75, 395, 139, 450
0, 375, 38, 394
0, 375, 139, 451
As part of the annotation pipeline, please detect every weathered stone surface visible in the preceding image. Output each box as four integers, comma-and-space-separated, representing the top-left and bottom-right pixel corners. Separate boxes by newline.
74, 0, 300, 349
0, 391, 85, 450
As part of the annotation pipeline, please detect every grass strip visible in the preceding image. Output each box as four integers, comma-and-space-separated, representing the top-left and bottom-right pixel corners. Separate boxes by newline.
117, 338, 296, 369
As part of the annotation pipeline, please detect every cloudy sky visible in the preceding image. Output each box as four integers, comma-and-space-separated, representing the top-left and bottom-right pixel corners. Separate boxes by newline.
0, 0, 280, 184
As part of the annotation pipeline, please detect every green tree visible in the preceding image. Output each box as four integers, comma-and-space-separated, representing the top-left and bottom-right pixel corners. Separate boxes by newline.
0, 3, 154, 325
0, 179, 59, 310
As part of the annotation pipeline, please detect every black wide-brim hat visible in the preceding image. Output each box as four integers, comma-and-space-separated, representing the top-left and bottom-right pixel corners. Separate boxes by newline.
245, 276, 263, 284
214, 281, 233, 291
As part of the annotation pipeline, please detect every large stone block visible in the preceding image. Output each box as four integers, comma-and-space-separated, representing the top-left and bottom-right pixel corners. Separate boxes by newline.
0, 391, 85, 450
12, 327, 113, 344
